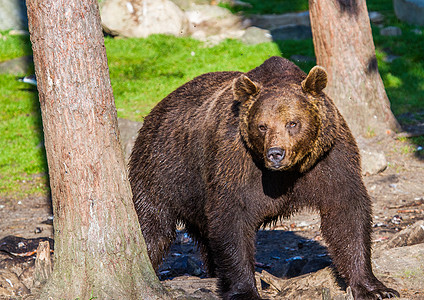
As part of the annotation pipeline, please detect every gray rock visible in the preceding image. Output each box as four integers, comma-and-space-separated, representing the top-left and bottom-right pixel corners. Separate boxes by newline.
229, 0, 253, 8
182, 4, 249, 45
382, 220, 424, 249
101, 0, 189, 38
170, 0, 210, 10
185, 4, 239, 28
0, 56, 33, 75
117, 118, 142, 162
384, 54, 400, 63
185, 4, 245, 42
9, 29, 29, 36
241, 27, 272, 45
373, 243, 424, 291
380, 26, 402, 36
360, 147, 387, 176
249, 10, 384, 30
0, 0, 28, 30
412, 28, 423, 35
244, 11, 387, 42
394, 0, 424, 26
249, 11, 310, 30
271, 25, 312, 41
368, 11, 384, 24
356, 137, 388, 176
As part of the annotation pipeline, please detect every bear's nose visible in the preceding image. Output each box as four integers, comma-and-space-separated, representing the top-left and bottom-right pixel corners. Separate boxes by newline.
266, 147, 285, 164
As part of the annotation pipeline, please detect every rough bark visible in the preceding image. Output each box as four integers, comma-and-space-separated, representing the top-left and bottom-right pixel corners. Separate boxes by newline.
309, 0, 400, 138
26, 0, 169, 299
32, 241, 52, 290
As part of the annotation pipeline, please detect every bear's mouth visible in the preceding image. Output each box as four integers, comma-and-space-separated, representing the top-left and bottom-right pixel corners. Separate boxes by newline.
270, 165, 282, 171
265, 161, 291, 171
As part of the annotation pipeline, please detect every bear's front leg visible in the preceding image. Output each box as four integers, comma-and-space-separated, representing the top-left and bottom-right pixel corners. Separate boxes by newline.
320, 204, 399, 299
315, 166, 399, 299
206, 206, 261, 300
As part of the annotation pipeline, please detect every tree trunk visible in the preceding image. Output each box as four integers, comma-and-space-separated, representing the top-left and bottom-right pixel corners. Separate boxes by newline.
26, 0, 169, 299
309, 0, 400, 138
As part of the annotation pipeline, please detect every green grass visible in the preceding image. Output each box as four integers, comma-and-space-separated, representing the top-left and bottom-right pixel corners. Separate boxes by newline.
106, 35, 281, 120
396, 135, 424, 158
0, 33, 32, 61
374, 29, 424, 117
1, 0, 423, 197
0, 74, 47, 197
368, 0, 424, 118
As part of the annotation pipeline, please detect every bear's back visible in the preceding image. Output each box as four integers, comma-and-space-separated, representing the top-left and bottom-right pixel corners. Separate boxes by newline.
246, 56, 306, 87
151, 71, 242, 116
147, 56, 307, 123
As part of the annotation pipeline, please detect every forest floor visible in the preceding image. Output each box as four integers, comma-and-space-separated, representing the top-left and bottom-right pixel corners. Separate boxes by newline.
0, 135, 423, 299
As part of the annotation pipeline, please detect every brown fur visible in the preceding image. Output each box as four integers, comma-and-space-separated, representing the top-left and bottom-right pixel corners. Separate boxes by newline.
301, 65, 327, 96
129, 57, 399, 300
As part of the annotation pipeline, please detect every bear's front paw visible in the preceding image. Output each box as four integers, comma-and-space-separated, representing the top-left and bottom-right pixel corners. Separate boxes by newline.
369, 287, 399, 299
225, 289, 262, 300
229, 294, 263, 300
351, 285, 399, 300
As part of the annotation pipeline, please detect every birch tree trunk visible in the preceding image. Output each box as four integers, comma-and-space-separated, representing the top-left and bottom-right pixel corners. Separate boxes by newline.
26, 0, 169, 298
309, 0, 400, 138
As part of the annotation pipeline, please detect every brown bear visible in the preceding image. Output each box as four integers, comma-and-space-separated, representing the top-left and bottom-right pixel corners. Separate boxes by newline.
129, 56, 399, 300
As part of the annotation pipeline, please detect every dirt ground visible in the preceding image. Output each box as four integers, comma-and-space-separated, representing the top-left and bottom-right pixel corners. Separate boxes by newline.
0, 135, 423, 299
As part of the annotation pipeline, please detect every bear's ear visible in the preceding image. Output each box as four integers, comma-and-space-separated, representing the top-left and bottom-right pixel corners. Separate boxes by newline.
301, 66, 327, 96
233, 75, 260, 102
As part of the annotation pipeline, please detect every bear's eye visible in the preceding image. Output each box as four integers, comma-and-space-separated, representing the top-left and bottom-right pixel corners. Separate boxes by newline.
258, 124, 267, 133
287, 121, 297, 128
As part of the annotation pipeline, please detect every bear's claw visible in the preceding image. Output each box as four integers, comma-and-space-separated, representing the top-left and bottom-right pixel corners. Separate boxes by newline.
371, 287, 400, 299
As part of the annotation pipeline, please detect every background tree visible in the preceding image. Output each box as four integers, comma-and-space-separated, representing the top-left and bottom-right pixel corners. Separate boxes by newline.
309, 0, 400, 138
26, 0, 169, 298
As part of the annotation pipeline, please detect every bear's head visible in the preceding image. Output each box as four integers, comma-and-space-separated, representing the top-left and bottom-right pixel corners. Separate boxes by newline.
234, 66, 328, 173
